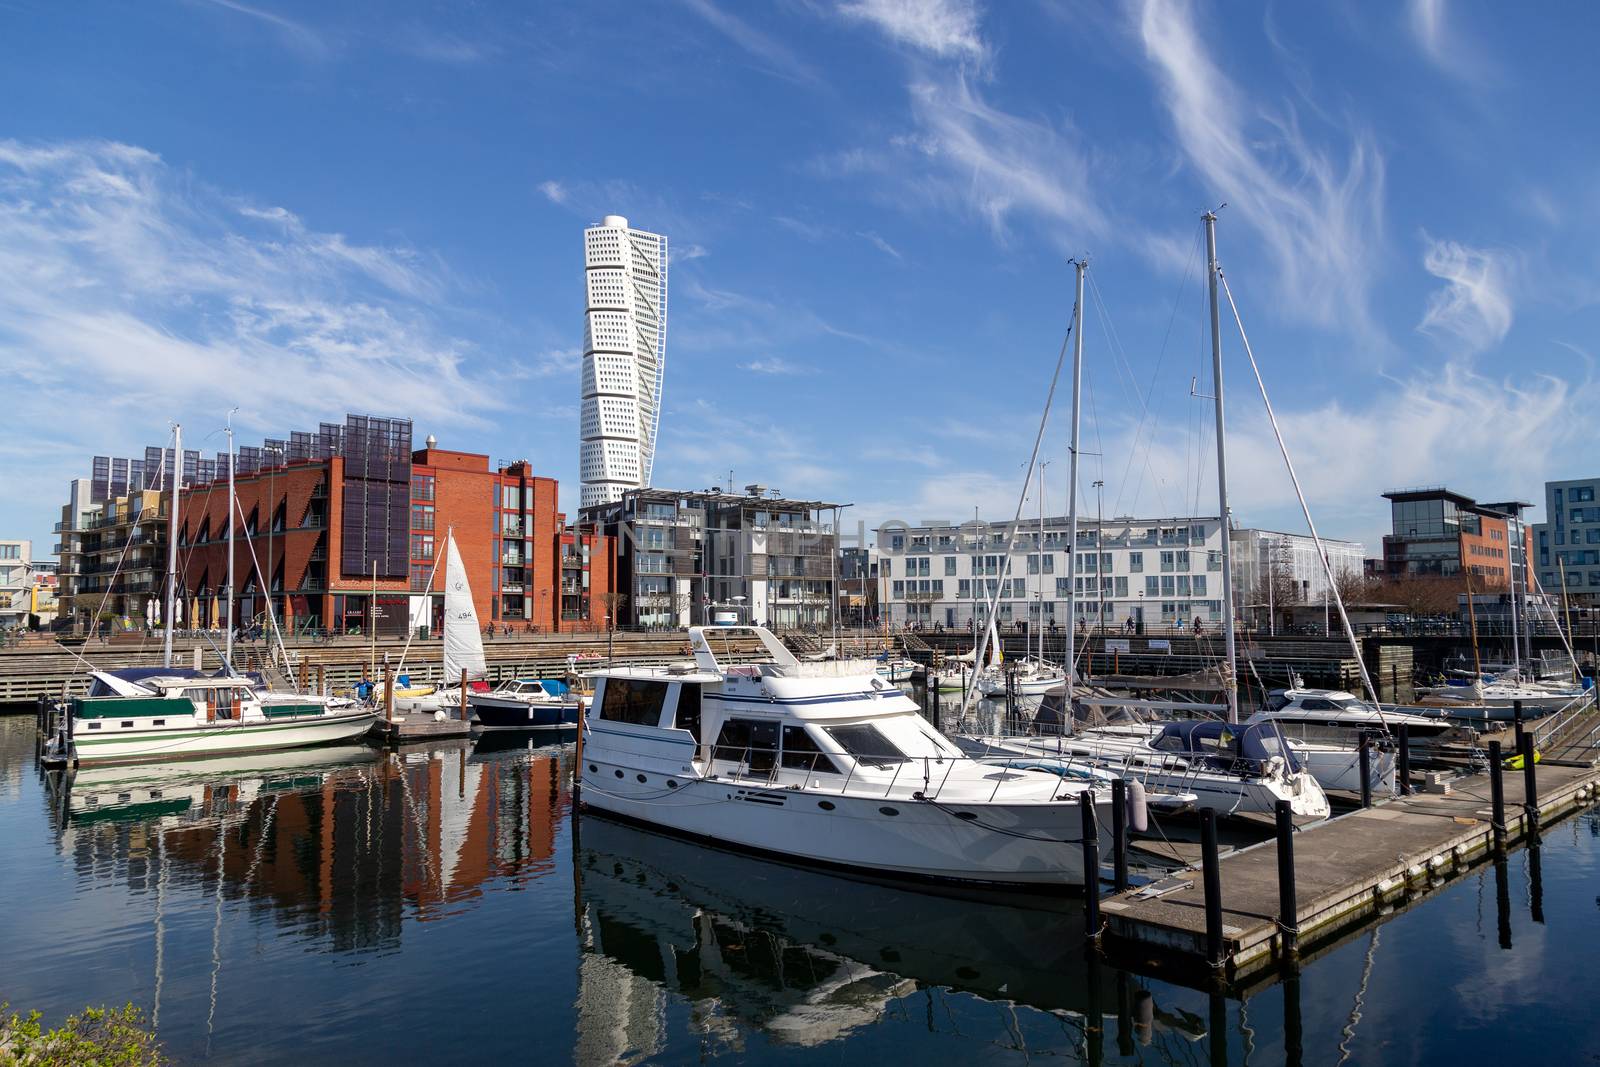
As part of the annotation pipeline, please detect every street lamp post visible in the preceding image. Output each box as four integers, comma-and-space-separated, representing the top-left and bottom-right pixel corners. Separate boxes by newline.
1092, 479, 1105, 637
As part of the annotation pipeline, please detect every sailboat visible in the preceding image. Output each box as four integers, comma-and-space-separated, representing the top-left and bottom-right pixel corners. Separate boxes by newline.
395, 530, 487, 717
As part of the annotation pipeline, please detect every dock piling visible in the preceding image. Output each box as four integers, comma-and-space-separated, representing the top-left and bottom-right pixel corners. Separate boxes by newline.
1488, 739, 1506, 848
1199, 807, 1224, 971
930, 680, 940, 731
1274, 798, 1299, 960
1080, 791, 1101, 946
1529, 830, 1545, 924
1358, 734, 1372, 808
1111, 777, 1129, 892
1513, 701, 1526, 755
383, 663, 394, 723
1520, 731, 1539, 818
460, 668, 470, 722
1396, 723, 1411, 796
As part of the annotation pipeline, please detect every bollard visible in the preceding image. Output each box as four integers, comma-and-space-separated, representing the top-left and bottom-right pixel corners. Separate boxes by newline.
1358, 734, 1372, 809
1111, 777, 1129, 892
1274, 798, 1299, 960
1488, 740, 1506, 847
1080, 791, 1101, 945
460, 667, 470, 722
1520, 731, 1539, 819
1199, 807, 1224, 971
1396, 723, 1411, 796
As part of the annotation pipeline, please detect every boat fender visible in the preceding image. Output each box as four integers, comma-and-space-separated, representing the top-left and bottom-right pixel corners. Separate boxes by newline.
1127, 778, 1149, 833
433, 710, 447, 723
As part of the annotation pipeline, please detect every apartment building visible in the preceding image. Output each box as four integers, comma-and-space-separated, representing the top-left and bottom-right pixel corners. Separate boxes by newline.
1533, 475, 1600, 604
584, 485, 843, 629
1380, 487, 1532, 591
875, 515, 1228, 631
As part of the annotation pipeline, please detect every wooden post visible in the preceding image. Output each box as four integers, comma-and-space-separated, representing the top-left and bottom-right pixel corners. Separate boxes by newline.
1520, 731, 1539, 819
460, 668, 470, 723
1488, 739, 1507, 849
1200, 807, 1224, 971
383, 663, 394, 723
1275, 798, 1298, 960
1079, 792, 1100, 946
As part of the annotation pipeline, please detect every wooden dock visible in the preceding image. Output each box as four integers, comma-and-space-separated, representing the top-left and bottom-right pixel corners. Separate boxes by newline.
1101, 759, 1600, 984
368, 713, 474, 745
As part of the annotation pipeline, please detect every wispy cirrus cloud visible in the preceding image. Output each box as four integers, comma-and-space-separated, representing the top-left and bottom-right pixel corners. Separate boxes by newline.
858, 230, 903, 259
190, 0, 328, 58
1135, 0, 1386, 331
678, 0, 822, 86
828, 0, 1108, 252
1417, 234, 1514, 353
837, 0, 988, 64
0, 138, 504, 535
537, 180, 569, 205
739, 357, 815, 375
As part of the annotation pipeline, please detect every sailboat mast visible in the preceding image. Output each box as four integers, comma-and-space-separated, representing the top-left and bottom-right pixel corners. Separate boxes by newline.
1204, 213, 1240, 724
1507, 513, 1523, 677
1038, 460, 1046, 664
163, 423, 181, 670
225, 411, 236, 674
1064, 259, 1086, 708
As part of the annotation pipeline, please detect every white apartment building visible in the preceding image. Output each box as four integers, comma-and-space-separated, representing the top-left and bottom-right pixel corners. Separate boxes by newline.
1230, 528, 1365, 608
876, 516, 1228, 631
579, 215, 668, 510
0, 538, 32, 627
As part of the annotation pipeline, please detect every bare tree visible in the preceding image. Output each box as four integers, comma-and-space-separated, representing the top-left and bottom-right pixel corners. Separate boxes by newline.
599, 591, 629, 630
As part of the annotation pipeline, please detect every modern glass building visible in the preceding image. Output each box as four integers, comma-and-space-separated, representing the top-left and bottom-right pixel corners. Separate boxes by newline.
580, 215, 668, 510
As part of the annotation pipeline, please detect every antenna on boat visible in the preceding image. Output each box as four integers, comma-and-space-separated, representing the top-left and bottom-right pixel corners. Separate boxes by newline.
1203, 213, 1240, 724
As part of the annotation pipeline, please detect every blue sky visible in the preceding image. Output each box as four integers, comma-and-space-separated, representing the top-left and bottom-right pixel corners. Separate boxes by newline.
3, 0, 1597, 559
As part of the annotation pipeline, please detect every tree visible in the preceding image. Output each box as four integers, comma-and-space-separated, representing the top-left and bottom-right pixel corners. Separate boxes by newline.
598, 591, 628, 631
1332, 567, 1377, 606
1370, 575, 1463, 617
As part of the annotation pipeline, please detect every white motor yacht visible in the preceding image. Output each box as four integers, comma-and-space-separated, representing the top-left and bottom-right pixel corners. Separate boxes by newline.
577, 626, 1129, 886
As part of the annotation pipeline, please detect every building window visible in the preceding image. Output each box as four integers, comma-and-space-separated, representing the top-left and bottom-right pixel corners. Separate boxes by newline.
411, 563, 432, 591
1160, 551, 1175, 572
892, 581, 904, 598
1145, 576, 1159, 596
411, 504, 434, 531
1192, 575, 1207, 596
1175, 550, 1190, 571
1129, 552, 1143, 572
411, 474, 434, 501
411, 534, 434, 560
944, 556, 957, 576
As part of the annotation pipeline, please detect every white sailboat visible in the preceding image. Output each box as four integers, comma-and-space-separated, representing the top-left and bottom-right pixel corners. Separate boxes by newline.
395, 530, 487, 716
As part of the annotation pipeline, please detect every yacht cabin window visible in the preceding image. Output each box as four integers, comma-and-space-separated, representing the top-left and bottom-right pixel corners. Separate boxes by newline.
600, 678, 671, 727
824, 724, 908, 768
781, 725, 841, 774
1297, 698, 1338, 711
713, 718, 779, 773
673, 684, 702, 740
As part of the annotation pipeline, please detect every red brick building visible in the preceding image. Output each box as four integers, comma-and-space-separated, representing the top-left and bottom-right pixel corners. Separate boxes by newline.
176, 416, 610, 636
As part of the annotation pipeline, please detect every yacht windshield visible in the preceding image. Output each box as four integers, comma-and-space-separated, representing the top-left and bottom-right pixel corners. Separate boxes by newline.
824, 724, 907, 768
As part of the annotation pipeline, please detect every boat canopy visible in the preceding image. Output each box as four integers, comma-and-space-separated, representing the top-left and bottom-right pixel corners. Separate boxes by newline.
1152, 720, 1302, 773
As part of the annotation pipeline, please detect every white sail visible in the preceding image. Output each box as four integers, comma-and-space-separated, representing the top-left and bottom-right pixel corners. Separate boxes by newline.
442, 533, 487, 682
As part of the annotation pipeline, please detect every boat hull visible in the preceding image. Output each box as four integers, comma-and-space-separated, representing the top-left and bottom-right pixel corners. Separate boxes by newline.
59, 710, 378, 765
578, 761, 1108, 886
471, 695, 580, 730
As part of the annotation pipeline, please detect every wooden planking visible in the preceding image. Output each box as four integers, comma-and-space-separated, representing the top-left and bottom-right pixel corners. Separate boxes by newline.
1101, 762, 1600, 983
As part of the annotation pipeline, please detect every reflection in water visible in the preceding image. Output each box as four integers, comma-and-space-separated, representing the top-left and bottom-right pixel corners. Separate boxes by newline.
45, 738, 573, 957
572, 816, 1206, 1063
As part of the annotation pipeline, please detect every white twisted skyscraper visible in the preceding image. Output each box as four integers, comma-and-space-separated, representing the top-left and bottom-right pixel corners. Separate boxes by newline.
579, 215, 668, 509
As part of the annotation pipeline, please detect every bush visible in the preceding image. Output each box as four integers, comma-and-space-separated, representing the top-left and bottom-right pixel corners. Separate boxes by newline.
0, 1002, 162, 1065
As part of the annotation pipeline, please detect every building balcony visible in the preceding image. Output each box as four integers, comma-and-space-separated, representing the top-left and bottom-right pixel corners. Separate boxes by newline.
561, 582, 583, 594
501, 582, 525, 594
501, 553, 524, 566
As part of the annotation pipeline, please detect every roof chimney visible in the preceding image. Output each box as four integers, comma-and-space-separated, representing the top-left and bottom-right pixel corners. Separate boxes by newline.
425, 434, 437, 449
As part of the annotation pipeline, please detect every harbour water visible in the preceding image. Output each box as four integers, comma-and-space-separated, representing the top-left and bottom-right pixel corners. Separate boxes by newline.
3, 714, 1599, 1064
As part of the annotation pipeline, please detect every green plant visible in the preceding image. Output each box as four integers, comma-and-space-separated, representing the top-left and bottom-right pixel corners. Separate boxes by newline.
0, 1002, 162, 1065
